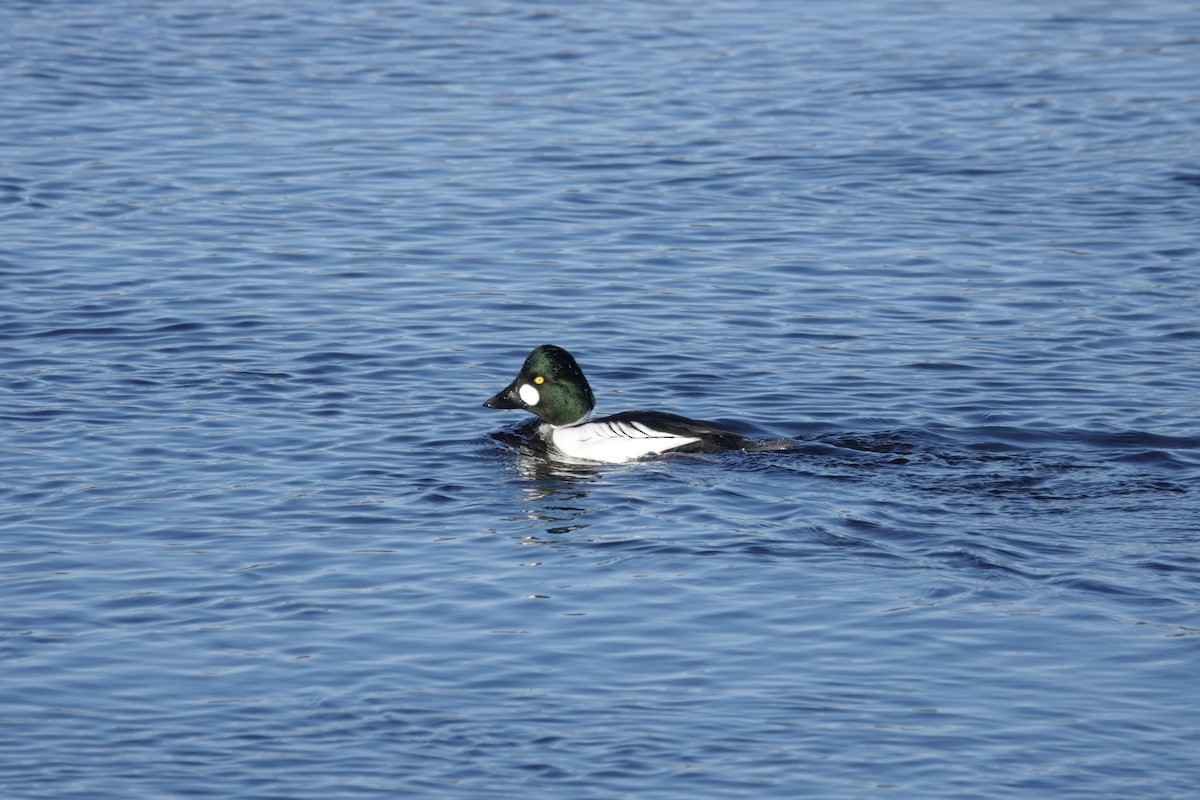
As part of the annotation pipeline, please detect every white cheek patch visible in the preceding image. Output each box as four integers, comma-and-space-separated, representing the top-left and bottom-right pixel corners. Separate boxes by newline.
518, 383, 541, 406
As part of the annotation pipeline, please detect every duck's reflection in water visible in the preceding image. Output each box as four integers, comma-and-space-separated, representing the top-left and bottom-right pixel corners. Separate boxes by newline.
490, 422, 618, 542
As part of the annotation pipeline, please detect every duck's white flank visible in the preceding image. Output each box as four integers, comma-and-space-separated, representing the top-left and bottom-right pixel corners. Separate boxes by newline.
543, 419, 701, 464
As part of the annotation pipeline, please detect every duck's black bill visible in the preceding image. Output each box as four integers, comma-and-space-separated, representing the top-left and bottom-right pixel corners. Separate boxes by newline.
484, 382, 521, 410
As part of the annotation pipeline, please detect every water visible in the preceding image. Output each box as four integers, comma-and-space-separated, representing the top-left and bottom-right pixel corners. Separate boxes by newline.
3, 0, 1199, 797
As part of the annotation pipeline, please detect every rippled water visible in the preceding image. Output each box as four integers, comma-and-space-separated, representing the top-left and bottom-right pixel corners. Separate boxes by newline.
3, 1, 1200, 797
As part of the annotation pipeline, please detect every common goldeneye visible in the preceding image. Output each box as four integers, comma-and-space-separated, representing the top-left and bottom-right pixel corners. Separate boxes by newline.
483, 344, 751, 464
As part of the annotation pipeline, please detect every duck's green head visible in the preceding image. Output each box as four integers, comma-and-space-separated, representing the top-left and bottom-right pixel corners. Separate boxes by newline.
483, 344, 596, 426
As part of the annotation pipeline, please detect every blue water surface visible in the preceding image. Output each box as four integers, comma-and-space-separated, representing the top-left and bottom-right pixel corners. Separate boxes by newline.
3, 1, 1200, 798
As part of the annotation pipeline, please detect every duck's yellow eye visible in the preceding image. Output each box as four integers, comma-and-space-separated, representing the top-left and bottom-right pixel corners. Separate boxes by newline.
534, 375, 545, 385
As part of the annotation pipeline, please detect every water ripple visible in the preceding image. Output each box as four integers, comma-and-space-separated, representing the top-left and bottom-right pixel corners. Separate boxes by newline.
3, 0, 1200, 798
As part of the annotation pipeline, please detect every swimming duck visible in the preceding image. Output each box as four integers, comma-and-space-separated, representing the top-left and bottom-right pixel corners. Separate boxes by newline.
483, 344, 751, 463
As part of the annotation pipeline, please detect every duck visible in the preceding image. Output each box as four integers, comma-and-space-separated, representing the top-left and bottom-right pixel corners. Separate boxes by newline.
483, 344, 752, 463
